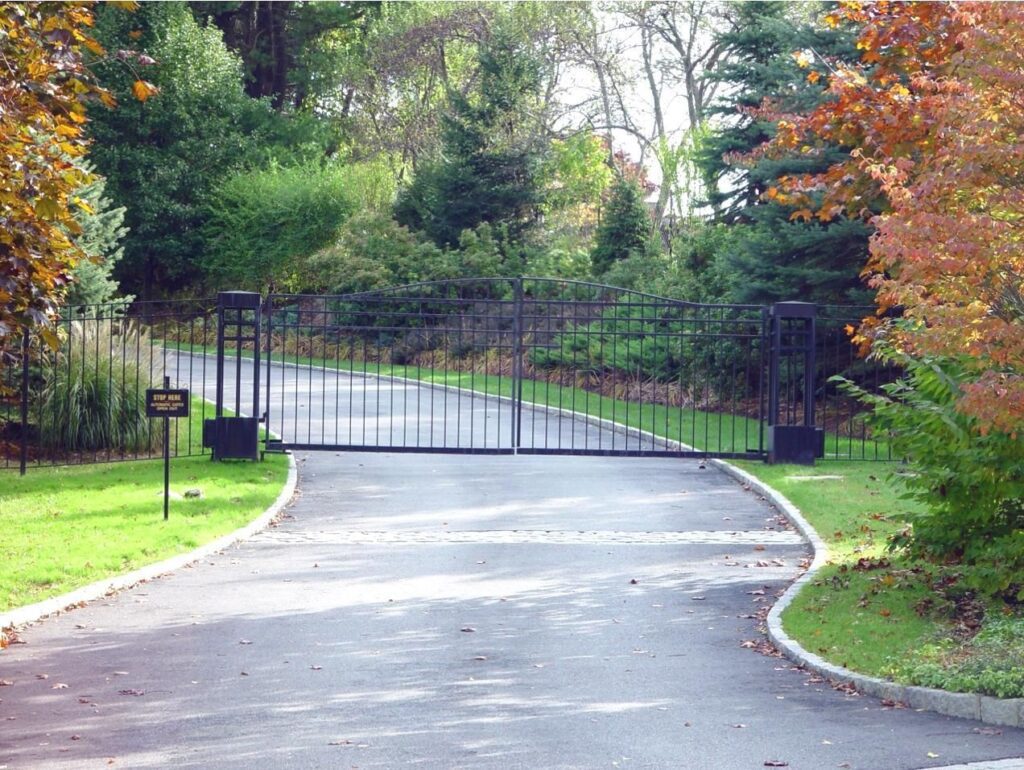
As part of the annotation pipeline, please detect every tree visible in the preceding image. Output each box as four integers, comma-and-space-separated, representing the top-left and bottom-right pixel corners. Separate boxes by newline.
696, 1, 871, 306
0, 1, 115, 354
88, 2, 315, 298
768, 1, 1024, 434
591, 177, 651, 275
189, 1, 376, 112
68, 168, 129, 307
394, 24, 546, 249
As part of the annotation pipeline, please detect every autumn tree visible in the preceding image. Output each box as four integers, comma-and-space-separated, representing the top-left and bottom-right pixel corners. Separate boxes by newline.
0, 1, 116, 353
769, 1, 1024, 434
766, 2, 1024, 590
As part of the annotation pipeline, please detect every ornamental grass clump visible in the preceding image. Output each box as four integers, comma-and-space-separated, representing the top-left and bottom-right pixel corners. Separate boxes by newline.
38, 319, 162, 453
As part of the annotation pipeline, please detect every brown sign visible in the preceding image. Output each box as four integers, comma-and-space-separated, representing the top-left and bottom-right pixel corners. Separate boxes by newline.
146, 388, 190, 418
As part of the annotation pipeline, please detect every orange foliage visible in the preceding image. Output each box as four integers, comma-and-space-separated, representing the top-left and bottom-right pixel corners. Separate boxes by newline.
0, 1, 112, 353
768, 1, 1024, 433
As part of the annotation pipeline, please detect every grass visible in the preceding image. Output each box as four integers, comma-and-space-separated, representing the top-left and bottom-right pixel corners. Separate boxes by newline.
0, 394, 288, 613
0, 453, 288, 613
734, 460, 1024, 698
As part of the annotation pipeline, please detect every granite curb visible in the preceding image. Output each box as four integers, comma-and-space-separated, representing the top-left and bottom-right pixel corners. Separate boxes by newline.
1, 451, 297, 636
713, 458, 1024, 730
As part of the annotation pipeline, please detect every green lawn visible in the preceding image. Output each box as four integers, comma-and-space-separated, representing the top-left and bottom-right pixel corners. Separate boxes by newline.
734, 460, 1024, 698
0, 451, 288, 613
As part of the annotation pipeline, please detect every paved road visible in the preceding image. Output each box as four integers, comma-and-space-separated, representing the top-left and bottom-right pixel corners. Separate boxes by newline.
1, 359, 1023, 769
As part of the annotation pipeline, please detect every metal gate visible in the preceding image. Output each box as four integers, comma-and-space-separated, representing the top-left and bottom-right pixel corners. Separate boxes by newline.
248, 278, 800, 461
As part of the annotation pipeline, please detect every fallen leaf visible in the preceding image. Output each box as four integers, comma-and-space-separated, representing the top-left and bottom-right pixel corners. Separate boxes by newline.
70, 735, 81, 741
239, 640, 252, 645
732, 723, 747, 728
473, 656, 487, 661
310, 665, 322, 671
764, 763, 789, 767
754, 544, 766, 552
460, 627, 476, 633
972, 727, 1002, 735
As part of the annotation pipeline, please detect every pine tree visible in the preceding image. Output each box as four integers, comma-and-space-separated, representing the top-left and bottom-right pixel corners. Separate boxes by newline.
697, 2, 872, 306
591, 177, 650, 276
394, 26, 544, 250
67, 169, 130, 307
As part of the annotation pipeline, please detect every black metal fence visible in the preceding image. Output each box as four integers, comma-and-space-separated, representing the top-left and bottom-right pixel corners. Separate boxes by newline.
1, 299, 217, 473
1, 280, 898, 473
262, 278, 770, 459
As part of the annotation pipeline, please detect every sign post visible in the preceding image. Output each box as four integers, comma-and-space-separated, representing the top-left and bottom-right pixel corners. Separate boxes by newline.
146, 377, 190, 520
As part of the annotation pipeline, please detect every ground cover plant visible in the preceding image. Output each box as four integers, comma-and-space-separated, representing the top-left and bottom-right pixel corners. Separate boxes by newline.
737, 461, 1024, 699
0, 451, 288, 614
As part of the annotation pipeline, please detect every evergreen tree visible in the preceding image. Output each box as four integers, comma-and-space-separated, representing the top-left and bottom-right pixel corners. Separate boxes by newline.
67, 168, 129, 307
88, 3, 326, 298
394, 26, 544, 250
591, 177, 650, 276
697, 2, 872, 306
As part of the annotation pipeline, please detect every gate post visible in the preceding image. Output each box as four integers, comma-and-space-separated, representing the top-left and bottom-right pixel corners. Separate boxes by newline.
203, 291, 262, 461
767, 302, 821, 465
19, 328, 29, 476
511, 277, 524, 451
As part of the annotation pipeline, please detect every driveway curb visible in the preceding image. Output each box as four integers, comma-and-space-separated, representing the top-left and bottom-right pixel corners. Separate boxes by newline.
1, 452, 297, 636
713, 459, 1024, 730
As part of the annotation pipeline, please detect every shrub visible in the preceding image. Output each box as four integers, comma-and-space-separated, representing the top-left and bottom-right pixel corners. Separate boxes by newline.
836, 349, 1024, 597
204, 161, 357, 292
38, 320, 162, 453
889, 616, 1024, 698
306, 213, 448, 294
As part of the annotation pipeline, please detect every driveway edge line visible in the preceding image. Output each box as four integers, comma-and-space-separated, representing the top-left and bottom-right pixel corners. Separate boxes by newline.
712, 459, 1024, 730
1, 452, 298, 635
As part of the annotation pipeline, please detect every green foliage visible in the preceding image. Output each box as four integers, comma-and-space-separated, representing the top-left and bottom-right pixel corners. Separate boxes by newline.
306, 213, 448, 295
591, 177, 651, 276
308, 216, 525, 296
888, 617, 1024, 698
531, 299, 752, 404
697, 1, 871, 306
89, 2, 330, 298
524, 244, 592, 281
394, 24, 546, 249
837, 350, 1024, 597
38, 320, 161, 453
721, 215, 872, 306
204, 162, 357, 292
67, 169, 129, 308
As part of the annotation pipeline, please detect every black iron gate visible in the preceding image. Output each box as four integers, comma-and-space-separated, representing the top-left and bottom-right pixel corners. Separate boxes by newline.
250, 278, 802, 461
